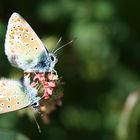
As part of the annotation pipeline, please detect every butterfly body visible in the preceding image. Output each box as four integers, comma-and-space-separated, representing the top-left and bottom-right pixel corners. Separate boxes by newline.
25, 52, 57, 73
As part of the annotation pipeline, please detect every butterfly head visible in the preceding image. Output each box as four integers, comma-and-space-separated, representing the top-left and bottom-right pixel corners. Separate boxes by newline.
47, 52, 58, 73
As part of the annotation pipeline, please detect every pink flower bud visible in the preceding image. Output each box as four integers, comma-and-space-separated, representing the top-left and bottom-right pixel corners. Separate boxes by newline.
30, 82, 37, 88
33, 73, 45, 82
48, 73, 58, 81
45, 88, 53, 95
44, 81, 56, 88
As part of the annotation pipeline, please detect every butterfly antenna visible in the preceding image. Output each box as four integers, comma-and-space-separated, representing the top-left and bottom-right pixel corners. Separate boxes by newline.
52, 36, 62, 52
53, 40, 73, 54
56, 36, 62, 46
33, 112, 41, 133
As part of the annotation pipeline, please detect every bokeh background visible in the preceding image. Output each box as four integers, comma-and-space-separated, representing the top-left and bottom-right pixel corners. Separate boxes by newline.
0, 0, 140, 140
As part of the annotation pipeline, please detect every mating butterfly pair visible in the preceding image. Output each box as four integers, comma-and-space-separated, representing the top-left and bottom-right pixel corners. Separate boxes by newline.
0, 13, 58, 113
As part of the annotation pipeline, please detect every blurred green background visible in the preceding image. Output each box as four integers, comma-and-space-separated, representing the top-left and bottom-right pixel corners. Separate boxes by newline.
0, 0, 140, 140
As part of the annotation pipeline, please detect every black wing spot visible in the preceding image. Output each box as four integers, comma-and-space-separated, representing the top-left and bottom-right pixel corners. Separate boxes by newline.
7, 105, 10, 109
17, 102, 19, 105
31, 37, 34, 41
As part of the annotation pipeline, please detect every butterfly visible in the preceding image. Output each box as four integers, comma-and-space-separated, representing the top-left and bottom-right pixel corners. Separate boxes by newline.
0, 77, 40, 113
0, 72, 59, 114
0, 12, 59, 114
5, 12, 58, 73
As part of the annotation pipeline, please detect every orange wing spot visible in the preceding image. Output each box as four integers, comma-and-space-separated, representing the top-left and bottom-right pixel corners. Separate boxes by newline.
17, 17, 21, 22
24, 34, 28, 38
10, 31, 15, 35
9, 35, 14, 39
19, 27, 23, 31
9, 41, 14, 45
24, 28, 29, 32
14, 17, 20, 22
14, 19, 18, 22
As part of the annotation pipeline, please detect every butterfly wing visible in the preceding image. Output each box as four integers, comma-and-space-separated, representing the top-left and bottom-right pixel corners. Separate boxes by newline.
5, 12, 47, 71
0, 78, 31, 113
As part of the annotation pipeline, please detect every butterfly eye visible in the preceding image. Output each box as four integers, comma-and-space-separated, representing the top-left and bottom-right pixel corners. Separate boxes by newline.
50, 56, 55, 61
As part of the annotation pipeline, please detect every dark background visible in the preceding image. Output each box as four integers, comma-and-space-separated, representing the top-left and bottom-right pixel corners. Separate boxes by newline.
0, 0, 140, 140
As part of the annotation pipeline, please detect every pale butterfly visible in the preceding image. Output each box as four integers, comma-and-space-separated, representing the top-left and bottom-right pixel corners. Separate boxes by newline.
0, 77, 40, 113
5, 12, 58, 73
